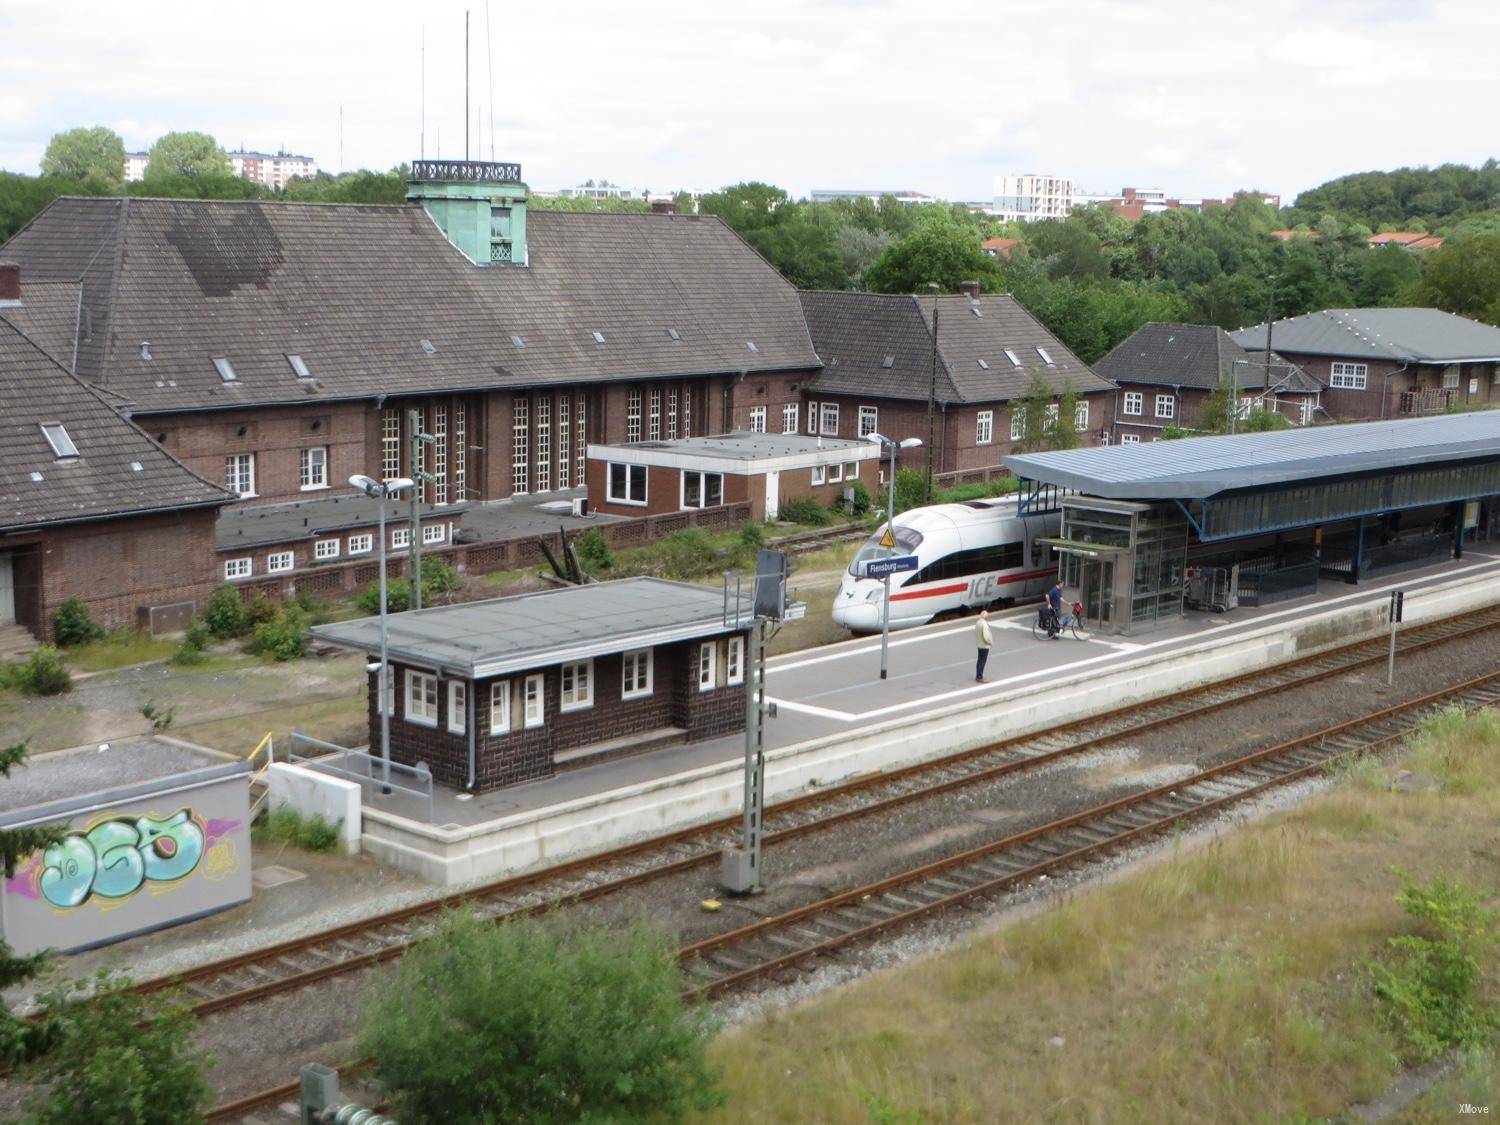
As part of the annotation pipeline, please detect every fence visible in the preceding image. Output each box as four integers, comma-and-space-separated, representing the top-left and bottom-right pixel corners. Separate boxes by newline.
236, 500, 755, 606
1235, 554, 1320, 607
1319, 533, 1451, 582
288, 730, 434, 823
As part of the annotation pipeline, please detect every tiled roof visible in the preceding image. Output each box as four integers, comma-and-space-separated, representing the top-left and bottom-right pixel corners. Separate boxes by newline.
1369, 232, 1444, 249
0, 280, 81, 369
0, 321, 230, 531
800, 291, 1112, 405
1094, 322, 1322, 393
0, 197, 820, 414
1231, 308, 1500, 364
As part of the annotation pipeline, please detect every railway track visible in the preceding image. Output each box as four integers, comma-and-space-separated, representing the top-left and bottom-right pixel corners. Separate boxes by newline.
164, 607, 1500, 1120
771, 522, 870, 556
145, 603, 1500, 1027
677, 667, 1500, 998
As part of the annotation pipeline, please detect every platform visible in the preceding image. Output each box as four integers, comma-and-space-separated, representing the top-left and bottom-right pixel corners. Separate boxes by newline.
351, 543, 1500, 882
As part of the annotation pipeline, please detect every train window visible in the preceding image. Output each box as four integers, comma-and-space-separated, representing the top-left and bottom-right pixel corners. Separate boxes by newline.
907, 542, 1024, 586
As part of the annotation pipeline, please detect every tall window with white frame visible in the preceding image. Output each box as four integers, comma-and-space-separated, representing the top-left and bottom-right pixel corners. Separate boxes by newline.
299, 447, 327, 491
627, 388, 642, 443
535, 395, 551, 492
649, 387, 661, 441
575, 394, 587, 484
447, 681, 466, 735
859, 405, 878, 437
727, 635, 744, 686
820, 402, 839, 436
667, 386, 679, 440
453, 400, 467, 502
381, 407, 401, 482
523, 673, 544, 728
226, 452, 255, 497
1009, 408, 1024, 442
749, 405, 767, 433
405, 670, 438, 726
806, 402, 819, 435
976, 410, 994, 445
489, 680, 511, 735
1123, 391, 1143, 416
511, 397, 529, 494
431, 403, 448, 504
682, 384, 692, 438
1075, 400, 1089, 430
1155, 394, 1174, 420
621, 649, 653, 699
560, 660, 593, 711
697, 641, 716, 692
783, 402, 799, 434
557, 393, 571, 489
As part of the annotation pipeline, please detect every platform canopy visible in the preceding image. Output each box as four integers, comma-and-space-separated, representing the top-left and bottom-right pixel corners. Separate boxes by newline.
1004, 411, 1500, 502
311, 576, 752, 679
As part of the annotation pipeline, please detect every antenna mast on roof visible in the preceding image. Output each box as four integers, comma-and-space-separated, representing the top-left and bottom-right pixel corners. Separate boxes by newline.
420, 25, 426, 160
464, 9, 470, 162
485, 0, 496, 160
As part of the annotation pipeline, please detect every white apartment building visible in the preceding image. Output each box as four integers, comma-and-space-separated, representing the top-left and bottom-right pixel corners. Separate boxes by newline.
991, 173, 1076, 222
124, 152, 149, 182
229, 150, 317, 189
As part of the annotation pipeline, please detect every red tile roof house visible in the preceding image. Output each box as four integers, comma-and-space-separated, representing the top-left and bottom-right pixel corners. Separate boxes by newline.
797, 287, 1117, 483
0, 161, 824, 610
1368, 232, 1444, 251
1231, 308, 1500, 421
1093, 322, 1324, 442
0, 304, 230, 646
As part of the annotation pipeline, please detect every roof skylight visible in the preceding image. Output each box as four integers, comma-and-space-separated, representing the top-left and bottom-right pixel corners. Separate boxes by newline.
971, 305, 983, 318
510, 335, 525, 348
1036, 346, 1056, 366
1004, 349, 1022, 367
139, 341, 152, 362
29, 471, 43, 483
882, 355, 894, 369
287, 354, 312, 378
39, 423, 78, 459
129, 461, 143, 472
666, 328, 681, 341
592, 331, 606, 345
419, 339, 437, 355
977, 358, 990, 370
746, 341, 759, 353
212, 356, 237, 382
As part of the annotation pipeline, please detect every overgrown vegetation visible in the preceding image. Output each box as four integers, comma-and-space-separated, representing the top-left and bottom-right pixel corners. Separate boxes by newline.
20, 970, 216, 1123
573, 529, 615, 574
254, 806, 341, 853
0, 647, 71, 696
245, 604, 307, 662
203, 585, 248, 639
138, 699, 174, 732
0, 738, 63, 1067
777, 496, 832, 526
168, 618, 211, 667
50, 598, 104, 647
354, 557, 460, 615
359, 911, 722, 1123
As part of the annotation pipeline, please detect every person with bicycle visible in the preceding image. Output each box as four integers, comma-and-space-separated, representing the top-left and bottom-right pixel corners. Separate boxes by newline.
1044, 581, 1065, 639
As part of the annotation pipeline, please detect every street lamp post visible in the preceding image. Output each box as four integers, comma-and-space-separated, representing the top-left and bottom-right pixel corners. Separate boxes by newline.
350, 473, 415, 792
867, 433, 923, 681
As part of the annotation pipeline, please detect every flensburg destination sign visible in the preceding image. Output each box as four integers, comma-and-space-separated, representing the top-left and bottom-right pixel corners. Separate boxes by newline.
864, 555, 919, 579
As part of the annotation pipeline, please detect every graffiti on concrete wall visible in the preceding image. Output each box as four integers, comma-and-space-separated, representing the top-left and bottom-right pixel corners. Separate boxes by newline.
5, 809, 242, 911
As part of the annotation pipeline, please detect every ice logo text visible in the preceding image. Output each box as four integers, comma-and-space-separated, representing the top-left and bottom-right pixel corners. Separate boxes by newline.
40, 810, 205, 908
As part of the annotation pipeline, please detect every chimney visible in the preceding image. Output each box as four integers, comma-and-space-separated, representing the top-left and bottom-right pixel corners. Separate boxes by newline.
0, 262, 19, 302
957, 280, 981, 300
651, 199, 676, 215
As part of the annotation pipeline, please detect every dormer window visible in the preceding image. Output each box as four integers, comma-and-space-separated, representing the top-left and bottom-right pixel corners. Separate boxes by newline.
287, 354, 312, 379
213, 356, 237, 382
40, 423, 79, 458
592, 331, 606, 345
419, 339, 437, 355
1036, 346, 1056, 366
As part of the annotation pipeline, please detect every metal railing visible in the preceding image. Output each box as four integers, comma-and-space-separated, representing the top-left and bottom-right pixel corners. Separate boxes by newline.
287, 731, 434, 823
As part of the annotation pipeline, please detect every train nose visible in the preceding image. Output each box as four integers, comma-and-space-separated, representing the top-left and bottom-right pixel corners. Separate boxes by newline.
832, 580, 883, 633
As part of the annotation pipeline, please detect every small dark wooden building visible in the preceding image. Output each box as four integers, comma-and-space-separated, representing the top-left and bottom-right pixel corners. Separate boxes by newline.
311, 577, 753, 791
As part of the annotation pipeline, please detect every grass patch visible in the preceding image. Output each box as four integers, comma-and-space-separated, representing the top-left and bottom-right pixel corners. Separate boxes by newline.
175, 693, 368, 757
705, 709, 1500, 1124
254, 806, 341, 852
62, 628, 176, 673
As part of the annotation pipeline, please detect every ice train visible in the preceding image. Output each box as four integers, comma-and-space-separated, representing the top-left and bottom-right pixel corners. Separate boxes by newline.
832, 498, 1061, 633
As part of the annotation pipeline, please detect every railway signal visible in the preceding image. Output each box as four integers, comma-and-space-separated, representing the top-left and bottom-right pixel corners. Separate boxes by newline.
1387, 588, 1404, 686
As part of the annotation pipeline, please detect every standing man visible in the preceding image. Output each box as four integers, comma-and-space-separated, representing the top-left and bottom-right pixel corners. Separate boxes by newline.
975, 609, 993, 683
1046, 581, 1065, 639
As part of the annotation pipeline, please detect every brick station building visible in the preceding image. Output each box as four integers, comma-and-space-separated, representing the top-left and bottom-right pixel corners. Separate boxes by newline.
0, 318, 229, 644
309, 577, 752, 791
797, 288, 1117, 480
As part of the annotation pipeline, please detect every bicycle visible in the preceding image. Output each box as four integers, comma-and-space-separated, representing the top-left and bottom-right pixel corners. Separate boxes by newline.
1031, 601, 1090, 641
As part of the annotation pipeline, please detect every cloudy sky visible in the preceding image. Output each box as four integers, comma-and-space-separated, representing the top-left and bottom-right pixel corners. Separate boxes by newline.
1, 0, 1494, 204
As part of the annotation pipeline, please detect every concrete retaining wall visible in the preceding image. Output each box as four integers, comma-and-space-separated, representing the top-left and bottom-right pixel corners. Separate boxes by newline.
361, 566, 1493, 885
267, 763, 361, 855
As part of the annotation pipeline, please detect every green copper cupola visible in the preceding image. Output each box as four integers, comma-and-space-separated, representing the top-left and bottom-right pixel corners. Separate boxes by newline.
407, 159, 528, 266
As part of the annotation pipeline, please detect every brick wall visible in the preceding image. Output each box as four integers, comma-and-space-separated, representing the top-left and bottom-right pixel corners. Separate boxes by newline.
726, 370, 817, 433
1281, 355, 1499, 421
4, 507, 221, 640
370, 633, 748, 791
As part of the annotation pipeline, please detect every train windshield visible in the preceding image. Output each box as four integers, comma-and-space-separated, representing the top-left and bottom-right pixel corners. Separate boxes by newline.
849, 526, 924, 575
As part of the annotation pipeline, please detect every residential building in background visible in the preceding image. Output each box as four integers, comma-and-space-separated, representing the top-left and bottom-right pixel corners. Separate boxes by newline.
809, 189, 937, 206
991, 174, 1075, 222
229, 149, 317, 189
1369, 231, 1444, 251
1077, 186, 1281, 221
553, 180, 638, 202
124, 151, 149, 182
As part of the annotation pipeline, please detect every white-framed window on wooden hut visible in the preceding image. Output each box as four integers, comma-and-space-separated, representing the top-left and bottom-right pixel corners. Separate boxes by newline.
447, 681, 466, 735
727, 636, 745, 685
622, 649, 653, 700
523, 674, 545, 728
489, 680, 511, 735
560, 660, 593, 712
405, 670, 438, 727
697, 641, 716, 692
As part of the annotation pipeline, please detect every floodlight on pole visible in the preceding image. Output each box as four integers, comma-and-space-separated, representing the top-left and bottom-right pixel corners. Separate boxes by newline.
867, 433, 922, 681
347, 473, 415, 793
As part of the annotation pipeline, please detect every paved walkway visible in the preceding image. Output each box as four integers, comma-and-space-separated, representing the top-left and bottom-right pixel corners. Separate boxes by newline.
390, 544, 1500, 827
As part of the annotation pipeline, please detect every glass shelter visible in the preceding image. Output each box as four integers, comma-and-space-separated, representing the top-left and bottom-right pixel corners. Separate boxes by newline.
1042, 498, 1189, 635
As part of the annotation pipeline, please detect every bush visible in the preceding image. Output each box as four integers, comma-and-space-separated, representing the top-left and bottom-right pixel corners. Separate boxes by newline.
779, 496, 831, 526
738, 521, 767, 552
244, 594, 280, 629
846, 479, 874, 516
170, 618, 212, 665
573, 529, 615, 573
51, 597, 105, 647
247, 606, 307, 662
255, 806, 341, 852
359, 911, 723, 1123
139, 700, 174, 731
22, 969, 215, 1124
893, 467, 928, 514
1370, 872, 1500, 1061
420, 556, 459, 595
659, 528, 720, 579
203, 585, 247, 639
356, 576, 414, 615
14, 646, 70, 696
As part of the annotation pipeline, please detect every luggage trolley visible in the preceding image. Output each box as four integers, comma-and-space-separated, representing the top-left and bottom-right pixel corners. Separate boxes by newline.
1185, 564, 1239, 613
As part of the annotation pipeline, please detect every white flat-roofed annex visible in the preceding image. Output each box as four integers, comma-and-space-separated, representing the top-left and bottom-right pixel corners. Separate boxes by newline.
310, 576, 753, 679
587, 430, 882, 475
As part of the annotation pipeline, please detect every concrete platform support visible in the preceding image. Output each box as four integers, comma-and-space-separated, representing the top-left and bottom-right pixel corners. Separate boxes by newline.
267, 763, 362, 855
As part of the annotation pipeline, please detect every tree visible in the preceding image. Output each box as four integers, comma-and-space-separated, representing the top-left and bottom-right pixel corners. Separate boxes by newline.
697, 181, 787, 233
0, 740, 64, 1065
144, 132, 229, 180
1013, 370, 1054, 453
360, 911, 723, 1122
835, 224, 894, 285
1051, 382, 1081, 449
21, 970, 215, 1123
1411, 234, 1500, 324
39, 127, 125, 182
863, 225, 998, 294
